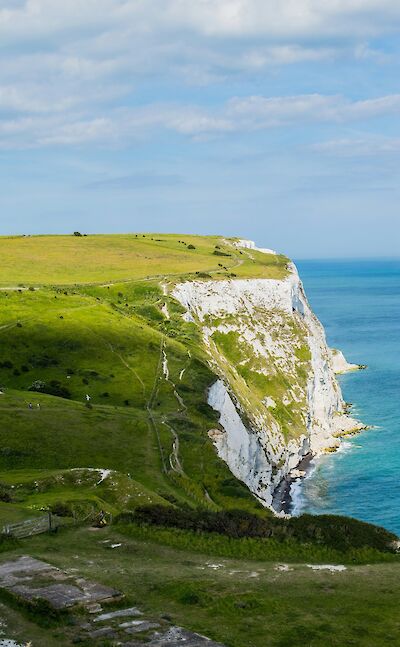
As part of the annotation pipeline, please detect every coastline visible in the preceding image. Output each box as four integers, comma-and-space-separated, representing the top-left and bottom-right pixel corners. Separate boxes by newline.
273, 453, 314, 515
276, 358, 367, 516
286, 258, 400, 535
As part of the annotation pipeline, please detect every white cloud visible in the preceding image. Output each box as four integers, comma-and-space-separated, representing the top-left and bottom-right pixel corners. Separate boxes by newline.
1, 2, 400, 149
227, 93, 400, 126
2, 93, 400, 149
312, 136, 400, 156
0, 0, 396, 126
2, 1, 400, 41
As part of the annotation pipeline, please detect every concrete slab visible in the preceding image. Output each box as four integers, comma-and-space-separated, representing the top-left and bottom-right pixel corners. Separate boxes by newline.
123, 620, 160, 633
147, 627, 226, 646
94, 607, 142, 622
87, 626, 116, 639
0, 556, 55, 579
0, 556, 121, 610
0, 559, 226, 645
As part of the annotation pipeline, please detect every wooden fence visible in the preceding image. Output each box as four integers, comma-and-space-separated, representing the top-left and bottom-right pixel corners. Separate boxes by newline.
2, 513, 64, 539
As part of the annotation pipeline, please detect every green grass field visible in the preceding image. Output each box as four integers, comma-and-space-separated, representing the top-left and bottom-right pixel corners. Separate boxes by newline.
0, 233, 288, 286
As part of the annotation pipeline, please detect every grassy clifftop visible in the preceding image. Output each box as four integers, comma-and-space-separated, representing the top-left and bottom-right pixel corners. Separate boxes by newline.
0, 233, 289, 523
0, 233, 288, 285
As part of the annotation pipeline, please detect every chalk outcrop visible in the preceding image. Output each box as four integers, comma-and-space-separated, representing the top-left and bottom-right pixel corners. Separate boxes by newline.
330, 348, 360, 374
172, 241, 364, 512
233, 239, 277, 255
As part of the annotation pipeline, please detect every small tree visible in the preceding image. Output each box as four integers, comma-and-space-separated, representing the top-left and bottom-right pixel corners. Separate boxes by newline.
73, 231, 82, 237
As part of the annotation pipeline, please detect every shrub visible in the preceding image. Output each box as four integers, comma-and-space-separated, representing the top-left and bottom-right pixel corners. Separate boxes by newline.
119, 505, 398, 553
29, 354, 58, 368
0, 361, 13, 369
28, 380, 71, 400
73, 231, 82, 236
188, 244, 196, 250
0, 483, 13, 503
49, 501, 73, 517
213, 250, 231, 257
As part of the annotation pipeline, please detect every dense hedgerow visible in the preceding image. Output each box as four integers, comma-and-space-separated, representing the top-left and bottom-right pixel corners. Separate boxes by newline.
117, 505, 398, 553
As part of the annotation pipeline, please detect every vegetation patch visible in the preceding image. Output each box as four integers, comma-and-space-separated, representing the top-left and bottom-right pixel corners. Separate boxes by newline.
117, 505, 398, 555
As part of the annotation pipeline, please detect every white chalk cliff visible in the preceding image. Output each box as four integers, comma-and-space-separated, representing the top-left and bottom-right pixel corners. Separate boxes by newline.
172, 242, 364, 512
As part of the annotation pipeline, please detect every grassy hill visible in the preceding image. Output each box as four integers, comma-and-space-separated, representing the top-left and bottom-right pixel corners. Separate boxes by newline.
0, 233, 398, 646
0, 233, 288, 286
0, 233, 289, 522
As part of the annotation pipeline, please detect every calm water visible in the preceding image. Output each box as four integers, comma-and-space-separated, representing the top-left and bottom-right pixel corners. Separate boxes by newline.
294, 259, 400, 535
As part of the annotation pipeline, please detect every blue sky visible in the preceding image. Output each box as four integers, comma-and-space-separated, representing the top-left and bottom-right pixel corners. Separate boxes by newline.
1, 1, 400, 257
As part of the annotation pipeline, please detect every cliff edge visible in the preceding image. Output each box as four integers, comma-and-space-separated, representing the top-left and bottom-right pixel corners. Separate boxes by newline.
172, 240, 364, 512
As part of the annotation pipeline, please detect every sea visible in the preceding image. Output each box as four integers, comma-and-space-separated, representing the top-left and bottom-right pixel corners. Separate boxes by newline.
292, 259, 400, 536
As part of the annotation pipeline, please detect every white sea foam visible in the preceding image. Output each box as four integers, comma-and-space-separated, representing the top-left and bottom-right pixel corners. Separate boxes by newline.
335, 440, 353, 455
290, 461, 317, 516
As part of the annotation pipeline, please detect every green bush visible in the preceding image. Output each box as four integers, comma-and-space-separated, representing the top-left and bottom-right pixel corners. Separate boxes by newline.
117, 505, 398, 554
0, 483, 13, 503
49, 501, 73, 517
213, 250, 231, 257
28, 380, 71, 399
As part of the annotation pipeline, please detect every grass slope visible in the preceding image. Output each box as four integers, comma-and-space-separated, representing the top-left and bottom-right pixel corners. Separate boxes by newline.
0, 233, 288, 522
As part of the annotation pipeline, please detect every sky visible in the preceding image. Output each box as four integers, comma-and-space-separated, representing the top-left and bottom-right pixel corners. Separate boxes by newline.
1, 1, 400, 257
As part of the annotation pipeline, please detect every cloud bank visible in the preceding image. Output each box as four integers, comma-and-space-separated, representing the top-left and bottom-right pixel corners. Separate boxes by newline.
2, 93, 400, 149
0, 1, 400, 153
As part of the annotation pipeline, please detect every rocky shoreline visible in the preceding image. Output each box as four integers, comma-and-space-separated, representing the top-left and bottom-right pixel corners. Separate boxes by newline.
275, 358, 368, 516
279, 369, 369, 516
272, 453, 314, 515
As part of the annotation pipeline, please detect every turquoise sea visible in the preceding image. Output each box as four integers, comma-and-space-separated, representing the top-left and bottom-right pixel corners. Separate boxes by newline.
294, 259, 400, 535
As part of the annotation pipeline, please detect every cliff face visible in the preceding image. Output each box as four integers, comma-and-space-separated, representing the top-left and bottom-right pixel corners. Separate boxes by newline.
172, 244, 362, 512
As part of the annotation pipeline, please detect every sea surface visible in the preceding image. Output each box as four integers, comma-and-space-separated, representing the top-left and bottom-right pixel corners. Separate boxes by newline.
293, 259, 400, 535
